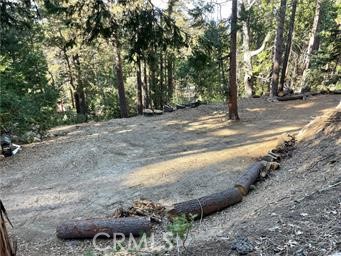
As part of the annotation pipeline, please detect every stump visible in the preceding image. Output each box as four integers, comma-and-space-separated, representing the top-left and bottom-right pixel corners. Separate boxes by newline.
56, 217, 151, 239
168, 188, 242, 220
234, 161, 265, 196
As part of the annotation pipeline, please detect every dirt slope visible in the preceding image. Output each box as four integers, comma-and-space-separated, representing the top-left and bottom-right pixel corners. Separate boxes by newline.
186, 102, 341, 255
0, 95, 340, 255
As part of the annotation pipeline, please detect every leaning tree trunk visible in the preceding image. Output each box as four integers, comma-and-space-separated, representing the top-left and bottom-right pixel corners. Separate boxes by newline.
0, 201, 15, 256
113, 39, 128, 118
270, 0, 287, 97
228, 0, 240, 120
136, 57, 143, 115
279, 0, 298, 92
301, 0, 323, 88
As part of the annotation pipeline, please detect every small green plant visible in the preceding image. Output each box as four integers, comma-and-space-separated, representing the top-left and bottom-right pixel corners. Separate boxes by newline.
167, 214, 196, 255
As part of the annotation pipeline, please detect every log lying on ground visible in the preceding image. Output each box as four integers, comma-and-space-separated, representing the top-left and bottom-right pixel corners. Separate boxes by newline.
234, 161, 265, 196
276, 94, 304, 101
56, 217, 151, 239
176, 104, 186, 109
168, 188, 242, 220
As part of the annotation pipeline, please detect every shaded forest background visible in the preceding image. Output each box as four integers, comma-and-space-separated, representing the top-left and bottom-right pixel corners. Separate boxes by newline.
0, 0, 340, 141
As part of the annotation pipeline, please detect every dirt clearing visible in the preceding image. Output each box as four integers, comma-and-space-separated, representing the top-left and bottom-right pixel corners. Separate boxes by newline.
0, 95, 340, 255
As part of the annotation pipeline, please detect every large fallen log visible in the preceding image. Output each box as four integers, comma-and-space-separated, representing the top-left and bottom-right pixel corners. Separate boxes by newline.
168, 188, 242, 220
276, 94, 304, 101
56, 217, 151, 239
1, 201, 16, 256
234, 161, 265, 196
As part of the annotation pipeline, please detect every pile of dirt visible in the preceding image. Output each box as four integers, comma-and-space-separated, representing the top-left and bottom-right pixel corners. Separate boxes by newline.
185, 105, 340, 256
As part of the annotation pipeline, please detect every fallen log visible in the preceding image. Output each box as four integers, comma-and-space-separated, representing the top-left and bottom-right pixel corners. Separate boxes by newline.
168, 188, 242, 220
56, 217, 151, 239
143, 109, 154, 116
276, 94, 304, 101
176, 104, 186, 109
234, 161, 265, 196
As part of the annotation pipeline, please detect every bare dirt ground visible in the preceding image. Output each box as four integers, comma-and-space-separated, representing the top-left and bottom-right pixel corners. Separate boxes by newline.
0, 95, 340, 255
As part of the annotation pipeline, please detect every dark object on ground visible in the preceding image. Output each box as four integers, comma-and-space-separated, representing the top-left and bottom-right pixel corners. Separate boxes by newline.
56, 217, 151, 239
190, 100, 201, 108
1, 133, 12, 157
168, 188, 242, 220
276, 94, 305, 101
176, 104, 186, 109
231, 235, 254, 255
163, 105, 174, 112
1, 200, 16, 256
235, 161, 265, 196
331, 90, 341, 94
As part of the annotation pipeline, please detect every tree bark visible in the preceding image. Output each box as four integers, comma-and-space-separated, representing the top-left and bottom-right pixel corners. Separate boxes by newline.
56, 217, 151, 239
280, 0, 298, 92
270, 0, 287, 97
0, 201, 15, 256
301, 0, 323, 88
166, 0, 178, 103
72, 54, 87, 116
304, 0, 322, 69
136, 57, 143, 115
143, 59, 150, 109
234, 161, 265, 195
113, 40, 128, 118
168, 188, 242, 220
228, 0, 240, 120
160, 51, 164, 107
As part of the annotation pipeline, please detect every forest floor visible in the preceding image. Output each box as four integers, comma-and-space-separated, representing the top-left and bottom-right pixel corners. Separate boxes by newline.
0, 94, 340, 256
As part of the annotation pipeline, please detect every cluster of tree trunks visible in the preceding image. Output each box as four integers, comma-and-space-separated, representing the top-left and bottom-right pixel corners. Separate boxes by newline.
56, 217, 151, 239
168, 188, 242, 220
0, 201, 16, 256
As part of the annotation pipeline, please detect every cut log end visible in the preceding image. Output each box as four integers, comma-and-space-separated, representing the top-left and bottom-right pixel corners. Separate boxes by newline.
234, 161, 265, 196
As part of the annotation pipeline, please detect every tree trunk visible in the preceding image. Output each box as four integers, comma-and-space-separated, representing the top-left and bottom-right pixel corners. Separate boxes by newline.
0, 201, 15, 256
56, 217, 151, 239
228, 0, 240, 120
242, 19, 253, 97
167, 56, 174, 103
113, 40, 128, 118
301, 0, 323, 88
166, 0, 177, 103
72, 54, 87, 116
160, 51, 164, 107
168, 188, 242, 220
270, 0, 287, 97
143, 59, 150, 109
305, 0, 322, 69
280, 0, 298, 92
136, 57, 143, 115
